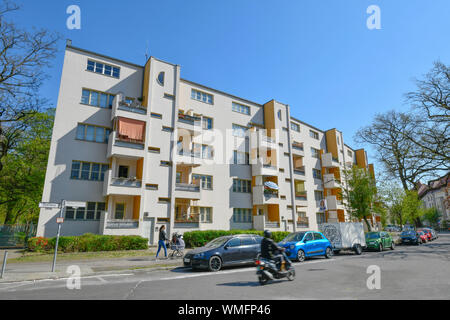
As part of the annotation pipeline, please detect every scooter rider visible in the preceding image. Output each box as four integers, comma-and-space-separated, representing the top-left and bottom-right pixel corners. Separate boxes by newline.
261, 230, 291, 271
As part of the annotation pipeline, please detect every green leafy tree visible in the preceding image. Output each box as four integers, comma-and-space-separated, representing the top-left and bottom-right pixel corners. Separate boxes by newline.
340, 167, 382, 231
0, 109, 54, 224
401, 190, 426, 227
421, 207, 441, 228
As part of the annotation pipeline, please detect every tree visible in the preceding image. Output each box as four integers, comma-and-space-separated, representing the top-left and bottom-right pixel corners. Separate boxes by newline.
355, 110, 446, 191
378, 181, 406, 226
404, 61, 450, 167
0, 0, 59, 172
421, 207, 441, 228
340, 167, 381, 231
401, 190, 426, 228
0, 109, 54, 224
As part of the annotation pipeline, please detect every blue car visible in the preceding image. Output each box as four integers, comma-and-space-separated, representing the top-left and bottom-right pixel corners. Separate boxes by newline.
279, 231, 333, 262
400, 230, 421, 245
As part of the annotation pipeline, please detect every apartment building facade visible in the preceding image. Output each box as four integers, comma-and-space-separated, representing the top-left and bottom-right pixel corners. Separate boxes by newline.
37, 42, 378, 243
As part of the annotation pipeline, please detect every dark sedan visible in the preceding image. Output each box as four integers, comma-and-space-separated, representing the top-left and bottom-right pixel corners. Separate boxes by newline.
183, 234, 263, 271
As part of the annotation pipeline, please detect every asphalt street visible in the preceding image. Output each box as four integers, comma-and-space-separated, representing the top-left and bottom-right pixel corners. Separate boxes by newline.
0, 234, 449, 300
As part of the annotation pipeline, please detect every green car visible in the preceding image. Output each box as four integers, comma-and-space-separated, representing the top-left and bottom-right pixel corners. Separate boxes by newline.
365, 232, 395, 251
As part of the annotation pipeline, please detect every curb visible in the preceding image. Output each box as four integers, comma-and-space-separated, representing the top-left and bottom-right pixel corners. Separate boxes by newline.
0, 264, 186, 285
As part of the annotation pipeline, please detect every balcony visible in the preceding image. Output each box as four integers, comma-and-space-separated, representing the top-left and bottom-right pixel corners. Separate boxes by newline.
111, 94, 147, 121
253, 215, 280, 231
295, 192, 308, 206
252, 160, 278, 177
106, 220, 139, 229
326, 195, 344, 211
103, 170, 142, 196
174, 183, 201, 200
292, 143, 305, 156
293, 166, 306, 177
174, 150, 203, 167
296, 217, 309, 228
323, 174, 341, 189
252, 186, 279, 205
177, 112, 202, 135
99, 211, 140, 235
107, 131, 145, 159
321, 153, 340, 168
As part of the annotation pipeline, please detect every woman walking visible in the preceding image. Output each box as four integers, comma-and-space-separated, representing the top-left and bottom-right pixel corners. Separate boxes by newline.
156, 225, 168, 259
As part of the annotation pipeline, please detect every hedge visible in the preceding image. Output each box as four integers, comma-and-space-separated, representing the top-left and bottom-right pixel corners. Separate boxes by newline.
27, 234, 148, 253
183, 230, 290, 248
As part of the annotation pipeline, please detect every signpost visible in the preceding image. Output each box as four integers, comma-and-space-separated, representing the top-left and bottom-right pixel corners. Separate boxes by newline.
50, 200, 85, 272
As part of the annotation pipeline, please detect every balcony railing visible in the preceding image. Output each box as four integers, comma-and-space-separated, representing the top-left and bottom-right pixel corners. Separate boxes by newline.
292, 144, 304, 151
294, 167, 305, 175
295, 192, 307, 200
111, 177, 142, 188
297, 217, 309, 228
178, 112, 201, 125
265, 221, 280, 228
118, 100, 146, 114
175, 183, 200, 192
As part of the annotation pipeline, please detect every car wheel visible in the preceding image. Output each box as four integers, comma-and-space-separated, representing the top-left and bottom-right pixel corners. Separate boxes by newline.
354, 244, 362, 255
208, 256, 222, 272
297, 249, 306, 262
334, 250, 341, 255
390, 241, 395, 250
325, 247, 333, 259
378, 243, 383, 252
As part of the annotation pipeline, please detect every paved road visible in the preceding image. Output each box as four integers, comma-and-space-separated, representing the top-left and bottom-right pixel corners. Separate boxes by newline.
1, 234, 449, 300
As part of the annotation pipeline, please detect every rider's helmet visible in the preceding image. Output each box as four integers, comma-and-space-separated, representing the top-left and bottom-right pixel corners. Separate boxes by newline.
263, 230, 272, 239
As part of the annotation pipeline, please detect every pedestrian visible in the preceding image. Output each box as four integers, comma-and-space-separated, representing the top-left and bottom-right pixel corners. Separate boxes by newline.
156, 225, 168, 259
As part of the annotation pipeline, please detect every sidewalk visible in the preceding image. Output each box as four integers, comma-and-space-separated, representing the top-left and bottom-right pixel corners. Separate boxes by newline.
0, 249, 188, 283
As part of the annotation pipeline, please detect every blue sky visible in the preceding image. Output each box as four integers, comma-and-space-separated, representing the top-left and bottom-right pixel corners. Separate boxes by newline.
10, 0, 450, 162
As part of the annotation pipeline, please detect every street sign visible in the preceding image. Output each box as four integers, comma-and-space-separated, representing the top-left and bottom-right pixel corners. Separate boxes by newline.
56, 217, 64, 224
39, 202, 60, 209
64, 201, 86, 208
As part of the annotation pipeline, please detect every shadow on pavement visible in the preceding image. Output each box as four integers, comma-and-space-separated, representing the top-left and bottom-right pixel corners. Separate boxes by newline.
216, 281, 273, 287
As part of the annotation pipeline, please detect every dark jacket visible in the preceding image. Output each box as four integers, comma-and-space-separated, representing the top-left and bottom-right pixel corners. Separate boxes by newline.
159, 229, 167, 241
261, 237, 282, 259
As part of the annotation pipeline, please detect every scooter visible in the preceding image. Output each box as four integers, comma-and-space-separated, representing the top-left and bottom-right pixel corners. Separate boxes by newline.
255, 255, 295, 285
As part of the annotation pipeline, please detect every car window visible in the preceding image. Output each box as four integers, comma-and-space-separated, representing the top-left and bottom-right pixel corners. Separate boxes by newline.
254, 236, 263, 244
313, 232, 323, 240
241, 237, 255, 245
227, 238, 241, 247
304, 233, 313, 242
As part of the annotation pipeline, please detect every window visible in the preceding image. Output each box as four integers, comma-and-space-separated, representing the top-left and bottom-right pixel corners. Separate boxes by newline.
314, 191, 324, 201
157, 72, 164, 85
233, 151, 249, 165
192, 207, 212, 223
192, 174, 212, 190
202, 117, 213, 130
65, 202, 105, 221
277, 110, 282, 121
191, 89, 213, 104
162, 126, 173, 132
309, 130, 319, 140
316, 212, 326, 224
311, 147, 320, 159
233, 179, 252, 193
304, 233, 313, 242
118, 166, 129, 178
314, 232, 323, 240
232, 102, 250, 115
87, 59, 120, 79
295, 180, 306, 198
148, 146, 160, 153
232, 124, 248, 138
291, 122, 300, 132
233, 208, 252, 223
163, 93, 175, 100
70, 161, 108, 181
192, 144, 214, 159
81, 89, 115, 109
347, 150, 353, 157
151, 113, 162, 119
241, 237, 256, 245
313, 169, 322, 179
160, 161, 172, 167
76, 124, 111, 143
227, 238, 241, 247
146, 184, 158, 190
115, 203, 125, 219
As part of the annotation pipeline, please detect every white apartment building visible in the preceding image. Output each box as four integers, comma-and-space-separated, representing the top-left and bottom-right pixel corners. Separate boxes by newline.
37, 41, 377, 244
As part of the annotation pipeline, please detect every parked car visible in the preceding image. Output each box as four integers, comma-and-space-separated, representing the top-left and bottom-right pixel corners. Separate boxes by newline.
183, 234, 263, 271
365, 232, 395, 251
400, 230, 421, 245
319, 222, 366, 255
278, 231, 333, 262
417, 229, 433, 241
385, 225, 402, 232
417, 231, 428, 243
423, 228, 438, 240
